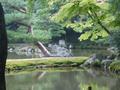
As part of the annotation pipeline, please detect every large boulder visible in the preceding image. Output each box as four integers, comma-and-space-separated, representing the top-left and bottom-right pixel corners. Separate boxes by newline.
82, 54, 115, 68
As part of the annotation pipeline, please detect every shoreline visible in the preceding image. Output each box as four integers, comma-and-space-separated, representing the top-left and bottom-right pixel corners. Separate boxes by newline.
6, 57, 87, 73
6, 57, 120, 74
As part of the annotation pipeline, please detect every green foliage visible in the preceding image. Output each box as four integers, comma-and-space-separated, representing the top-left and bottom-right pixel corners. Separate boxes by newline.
1, 0, 65, 43
7, 30, 52, 43
52, 0, 120, 42
1, 0, 120, 46
52, 2, 79, 22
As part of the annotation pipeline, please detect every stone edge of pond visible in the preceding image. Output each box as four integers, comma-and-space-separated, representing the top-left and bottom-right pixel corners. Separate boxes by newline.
6, 57, 88, 73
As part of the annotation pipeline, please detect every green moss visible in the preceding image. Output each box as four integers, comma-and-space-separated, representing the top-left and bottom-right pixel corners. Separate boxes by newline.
6, 57, 88, 72
109, 61, 120, 72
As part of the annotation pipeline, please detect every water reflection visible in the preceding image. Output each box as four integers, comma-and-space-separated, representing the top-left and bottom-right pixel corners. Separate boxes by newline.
0, 74, 6, 90
54, 71, 80, 90
5, 69, 120, 90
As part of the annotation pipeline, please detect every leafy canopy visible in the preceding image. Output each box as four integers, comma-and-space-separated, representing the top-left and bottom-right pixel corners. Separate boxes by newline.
0, 0, 65, 43
52, 0, 120, 41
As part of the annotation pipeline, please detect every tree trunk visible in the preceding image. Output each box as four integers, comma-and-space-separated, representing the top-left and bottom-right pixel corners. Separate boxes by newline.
36, 41, 51, 57
0, 3, 8, 75
0, 74, 6, 90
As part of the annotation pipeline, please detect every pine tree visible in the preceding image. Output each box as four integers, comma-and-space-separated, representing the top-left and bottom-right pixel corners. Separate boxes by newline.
1, 0, 65, 43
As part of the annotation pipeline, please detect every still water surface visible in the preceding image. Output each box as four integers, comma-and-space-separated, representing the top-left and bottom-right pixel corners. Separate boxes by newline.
6, 69, 120, 90
8, 49, 110, 59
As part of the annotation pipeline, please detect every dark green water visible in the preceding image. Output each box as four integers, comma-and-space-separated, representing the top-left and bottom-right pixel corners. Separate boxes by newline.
6, 69, 120, 90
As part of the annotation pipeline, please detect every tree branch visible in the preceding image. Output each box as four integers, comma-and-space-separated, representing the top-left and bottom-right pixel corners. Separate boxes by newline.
87, 11, 95, 21
7, 20, 32, 33
15, 21, 33, 33
8, 4, 27, 14
90, 9, 112, 35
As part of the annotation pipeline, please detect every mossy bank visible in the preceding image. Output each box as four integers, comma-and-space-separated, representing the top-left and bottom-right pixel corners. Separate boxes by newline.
6, 57, 120, 74
6, 57, 87, 73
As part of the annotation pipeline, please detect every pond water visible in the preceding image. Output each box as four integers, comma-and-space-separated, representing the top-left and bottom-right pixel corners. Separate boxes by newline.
7, 43, 110, 59
6, 69, 120, 90
8, 49, 110, 59
6, 44, 119, 90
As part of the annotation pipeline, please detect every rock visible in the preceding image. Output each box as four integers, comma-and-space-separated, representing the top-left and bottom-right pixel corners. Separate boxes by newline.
59, 39, 66, 47
83, 54, 98, 66
101, 59, 113, 69
69, 44, 73, 49
107, 47, 118, 54
8, 47, 15, 52
107, 54, 116, 60
47, 43, 72, 57
82, 54, 108, 67
27, 48, 35, 53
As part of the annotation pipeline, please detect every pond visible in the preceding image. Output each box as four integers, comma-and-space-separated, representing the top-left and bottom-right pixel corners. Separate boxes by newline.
6, 69, 120, 90
7, 44, 110, 59
7, 48, 110, 59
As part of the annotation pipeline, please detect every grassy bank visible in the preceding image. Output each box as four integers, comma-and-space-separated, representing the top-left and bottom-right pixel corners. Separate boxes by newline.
6, 57, 87, 73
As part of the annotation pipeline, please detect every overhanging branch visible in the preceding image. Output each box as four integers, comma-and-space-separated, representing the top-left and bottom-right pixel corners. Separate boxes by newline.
90, 9, 112, 36
8, 4, 27, 13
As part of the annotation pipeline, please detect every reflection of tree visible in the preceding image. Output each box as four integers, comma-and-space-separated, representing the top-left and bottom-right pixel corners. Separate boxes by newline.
29, 71, 47, 90
75, 69, 119, 90
54, 71, 80, 90
35, 71, 46, 80
0, 74, 6, 90
6, 70, 120, 90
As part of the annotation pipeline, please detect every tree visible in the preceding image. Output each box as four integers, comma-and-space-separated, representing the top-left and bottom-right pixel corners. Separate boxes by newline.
0, 75, 6, 90
52, 0, 111, 39
0, 2, 7, 75
52, 0, 120, 54
1, 0, 65, 43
